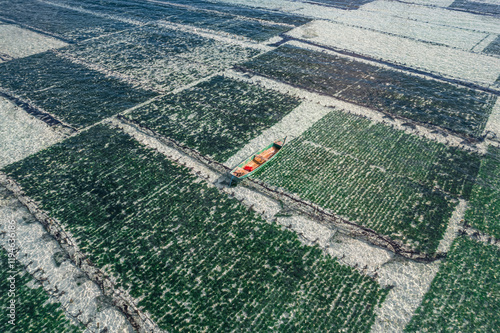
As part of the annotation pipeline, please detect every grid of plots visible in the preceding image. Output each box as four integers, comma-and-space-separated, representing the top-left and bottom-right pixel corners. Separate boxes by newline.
55, 0, 310, 41
0, 249, 82, 332
57, 23, 261, 92
238, 44, 497, 138
0, 0, 134, 42
125, 75, 301, 162
405, 236, 500, 332
253, 111, 481, 254
464, 145, 500, 238
2, 125, 388, 332
0, 51, 157, 129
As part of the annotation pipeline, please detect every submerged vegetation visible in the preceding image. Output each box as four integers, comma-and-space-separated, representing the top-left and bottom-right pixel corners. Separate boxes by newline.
253, 111, 480, 254
238, 44, 497, 138
0, 52, 157, 128
3, 124, 388, 331
464, 145, 500, 238
126, 75, 301, 161
405, 236, 500, 332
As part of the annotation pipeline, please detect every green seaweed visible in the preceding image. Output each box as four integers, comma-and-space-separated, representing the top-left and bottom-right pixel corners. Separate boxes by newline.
3, 124, 388, 332
239, 44, 497, 138
464, 145, 500, 239
253, 111, 477, 254
126, 75, 301, 161
0, 52, 157, 129
405, 236, 500, 332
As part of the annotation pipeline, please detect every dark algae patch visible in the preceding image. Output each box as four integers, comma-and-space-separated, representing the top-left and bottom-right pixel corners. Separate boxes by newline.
126, 75, 301, 162
0, 249, 82, 332
3, 124, 388, 332
0, 52, 157, 129
55, 0, 310, 41
483, 35, 500, 56
238, 44, 497, 138
253, 111, 480, 254
0, 0, 133, 42
405, 236, 500, 332
464, 145, 500, 239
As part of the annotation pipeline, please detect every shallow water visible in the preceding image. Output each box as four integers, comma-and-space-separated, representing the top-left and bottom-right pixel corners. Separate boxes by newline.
0, 0, 499, 332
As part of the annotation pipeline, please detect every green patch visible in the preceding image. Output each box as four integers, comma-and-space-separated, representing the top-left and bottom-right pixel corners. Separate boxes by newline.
0, 249, 82, 332
125, 75, 301, 161
238, 44, 497, 138
0, 52, 157, 129
484, 35, 500, 57
253, 111, 479, 254
464, 145, 500, 239
0, 0, 134, 42
3, 124, 388, 332
405, 236, 500, 332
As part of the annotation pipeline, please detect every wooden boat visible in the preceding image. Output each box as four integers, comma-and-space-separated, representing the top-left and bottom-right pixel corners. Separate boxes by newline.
229, 137, 286, 185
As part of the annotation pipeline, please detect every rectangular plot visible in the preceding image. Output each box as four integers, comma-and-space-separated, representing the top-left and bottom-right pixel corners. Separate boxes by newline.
126, 75, 301, 161
0, 0, 133, 42
0, 52, 157, 129
253, 111, 471, 254
2, 124, 388, 332
484, 35, 500, 56
405, 236, 500, 332
0, 249, 82, 332
58, 24, 261, 92
57, 0, 306, 41
464, 145, 500, 238
240, 44, 497, 138
450, 0, 500, 15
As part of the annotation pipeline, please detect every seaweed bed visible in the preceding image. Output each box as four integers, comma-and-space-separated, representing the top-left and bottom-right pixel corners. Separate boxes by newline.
238, 44, 497, 138
405, 236, 500, 332
125, 75, 301, 162
253, 111, 481, 254
2, 124, 389, 332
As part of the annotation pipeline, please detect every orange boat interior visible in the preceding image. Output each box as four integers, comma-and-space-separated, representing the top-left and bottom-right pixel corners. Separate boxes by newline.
232, 143, 282, 178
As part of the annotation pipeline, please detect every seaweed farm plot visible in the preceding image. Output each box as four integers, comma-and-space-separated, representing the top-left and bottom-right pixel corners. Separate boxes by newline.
464, 145, 500, 239
2, 124, 389, 332
0, 249, 82, 332
55, 0, 310, 41
450, 0, 500, 16
0, 0, 134, 42
0, 51, 157, 129
484, 35, 500, 56
405, 236, 500, 332
125, 75, 301, 161
238, 44, 497, 138
252, 111, 480, 254
57, 24, 261, 92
